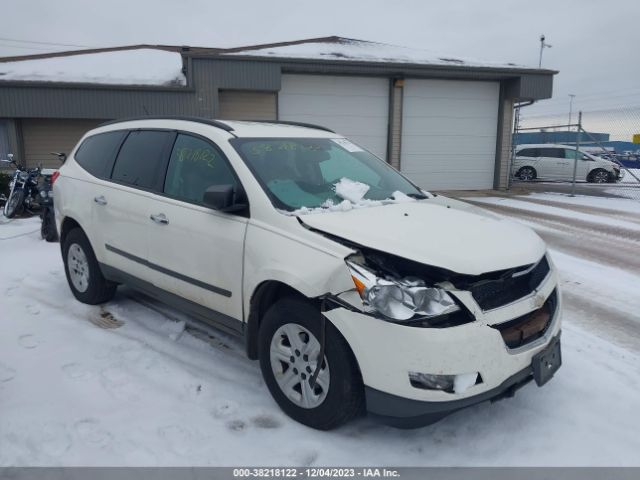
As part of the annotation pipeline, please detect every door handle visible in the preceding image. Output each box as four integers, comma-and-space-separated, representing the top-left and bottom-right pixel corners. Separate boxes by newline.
150, 213, 169, 225
94, 195, 107, 206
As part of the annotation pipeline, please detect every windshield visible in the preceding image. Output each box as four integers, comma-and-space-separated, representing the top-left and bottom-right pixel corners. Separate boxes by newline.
231, 137, 425, 212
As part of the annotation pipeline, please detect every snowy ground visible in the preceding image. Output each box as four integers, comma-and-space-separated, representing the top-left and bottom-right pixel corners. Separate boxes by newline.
1, 196, 640, 466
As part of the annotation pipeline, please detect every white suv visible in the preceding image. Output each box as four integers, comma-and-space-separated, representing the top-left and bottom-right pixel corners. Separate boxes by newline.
55, 117, 562, 429
513, 143, 623, 183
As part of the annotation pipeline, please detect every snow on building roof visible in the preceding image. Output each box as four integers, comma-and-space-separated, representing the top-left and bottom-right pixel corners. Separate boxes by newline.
0, 48, 186, 86
221, 36, 524, 69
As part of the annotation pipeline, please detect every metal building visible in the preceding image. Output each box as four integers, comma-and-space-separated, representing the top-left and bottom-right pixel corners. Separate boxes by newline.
0, 37, 556, 190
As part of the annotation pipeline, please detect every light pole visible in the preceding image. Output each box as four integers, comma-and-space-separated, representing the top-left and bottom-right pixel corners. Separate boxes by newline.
568, 94, 576, 127
539, 34, 552, 68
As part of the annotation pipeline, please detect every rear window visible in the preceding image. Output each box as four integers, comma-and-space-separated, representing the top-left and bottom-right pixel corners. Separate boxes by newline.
74, 131, 126, 178
111, 130, 175, 190
538, 148, 564, 158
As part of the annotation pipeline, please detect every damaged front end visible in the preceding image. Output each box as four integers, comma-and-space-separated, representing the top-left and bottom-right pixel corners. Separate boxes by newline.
304, 220, 552, 331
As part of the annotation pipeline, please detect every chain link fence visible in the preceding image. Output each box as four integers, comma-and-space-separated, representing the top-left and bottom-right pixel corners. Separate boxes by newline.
508, 105, 640, 201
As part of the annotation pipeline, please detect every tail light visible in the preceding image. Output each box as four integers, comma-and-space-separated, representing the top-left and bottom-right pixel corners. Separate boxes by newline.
51, 171, 60, 185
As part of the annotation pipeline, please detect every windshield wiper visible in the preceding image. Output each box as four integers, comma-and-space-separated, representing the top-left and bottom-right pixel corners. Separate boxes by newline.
406, 192, 429, 200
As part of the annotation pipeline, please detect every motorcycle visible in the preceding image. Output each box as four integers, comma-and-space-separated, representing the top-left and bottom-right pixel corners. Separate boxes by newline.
2, 154, 41, 219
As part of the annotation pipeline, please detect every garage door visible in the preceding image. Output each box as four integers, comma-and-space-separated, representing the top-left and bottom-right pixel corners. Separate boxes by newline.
401, 79, 500, 190
218, 90, 277, 121
279, 74, 389, 160
22, 119, 103, 168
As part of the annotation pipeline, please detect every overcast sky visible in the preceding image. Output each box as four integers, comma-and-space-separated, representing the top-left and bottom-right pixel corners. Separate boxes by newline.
3, 0, 639, 139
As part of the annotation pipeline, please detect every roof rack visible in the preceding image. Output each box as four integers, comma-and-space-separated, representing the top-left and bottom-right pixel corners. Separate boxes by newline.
98, 116, 235, 132
245, 120, 335, 133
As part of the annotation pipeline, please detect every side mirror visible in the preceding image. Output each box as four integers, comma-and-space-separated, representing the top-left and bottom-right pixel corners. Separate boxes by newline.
202, 185, 246, 212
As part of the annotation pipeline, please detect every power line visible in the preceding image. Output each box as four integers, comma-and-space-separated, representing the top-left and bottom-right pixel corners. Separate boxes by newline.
0, 43, 58, 52
0, 36, 92, 48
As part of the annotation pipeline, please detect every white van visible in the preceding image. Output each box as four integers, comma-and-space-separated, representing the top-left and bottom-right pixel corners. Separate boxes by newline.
513, 144, 623, 183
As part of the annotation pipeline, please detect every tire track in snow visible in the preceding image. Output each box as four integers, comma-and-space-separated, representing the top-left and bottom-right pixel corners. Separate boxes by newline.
465, 200, 640, 246
501, 196, 640, 226
562, 290, 640, 353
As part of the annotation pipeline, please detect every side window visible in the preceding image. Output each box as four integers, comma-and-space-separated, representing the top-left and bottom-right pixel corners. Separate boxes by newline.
539, 148, 564, 158
74, 131, 126, 178
517, 148, 538, 158
565, 149, 589, 160
111, 130, 175, 190
164, 134, 237, 204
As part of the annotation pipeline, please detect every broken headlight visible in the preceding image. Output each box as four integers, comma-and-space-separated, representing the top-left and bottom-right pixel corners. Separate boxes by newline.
346, 259, 460, 322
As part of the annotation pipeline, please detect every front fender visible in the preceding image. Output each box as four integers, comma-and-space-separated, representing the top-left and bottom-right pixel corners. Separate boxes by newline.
242, 222, 355, 319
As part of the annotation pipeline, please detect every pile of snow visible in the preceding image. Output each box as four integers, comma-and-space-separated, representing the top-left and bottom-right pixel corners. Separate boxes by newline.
224, 38, 525, 69
334, 177, 370, 203
0, 49, 186, 86
621, 168, 640, 183
284, 178, 415, 216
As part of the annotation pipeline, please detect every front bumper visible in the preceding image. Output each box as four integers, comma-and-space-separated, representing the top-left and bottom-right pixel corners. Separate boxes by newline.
324, 267, 562, 427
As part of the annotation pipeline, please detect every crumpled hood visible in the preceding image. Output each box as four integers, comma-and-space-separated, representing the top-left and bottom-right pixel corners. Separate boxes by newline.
299, 200, 546, 275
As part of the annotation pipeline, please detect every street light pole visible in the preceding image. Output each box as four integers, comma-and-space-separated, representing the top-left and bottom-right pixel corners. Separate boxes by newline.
539, 34, 552, 68
568, 94, 576, 127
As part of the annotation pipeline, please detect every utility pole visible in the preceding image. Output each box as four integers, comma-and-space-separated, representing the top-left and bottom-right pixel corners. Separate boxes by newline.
568, 94, 576, 127
570, 111, 582, 197
539, 35, 552, 68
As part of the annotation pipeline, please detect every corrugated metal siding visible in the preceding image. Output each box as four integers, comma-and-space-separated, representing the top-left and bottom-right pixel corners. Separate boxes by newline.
389, 84, 403, 169
218, 90, 277, 120
0, 86, 200, 119
192, 59, 280, 91
517, 74, 554, 101
22, 118, 102, 168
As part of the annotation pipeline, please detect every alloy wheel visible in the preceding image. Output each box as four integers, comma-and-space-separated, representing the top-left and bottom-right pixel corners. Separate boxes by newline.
269, 323, 330, 409
67, 243, 90, 293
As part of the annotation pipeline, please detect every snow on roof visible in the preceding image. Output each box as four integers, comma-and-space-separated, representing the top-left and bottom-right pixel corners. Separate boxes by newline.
0, 48, 186, 86
222, 37, 524, 69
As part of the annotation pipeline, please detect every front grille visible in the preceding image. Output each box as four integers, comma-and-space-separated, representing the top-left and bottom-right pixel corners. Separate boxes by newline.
493, 289, 557, 349
469, 256, 550, 310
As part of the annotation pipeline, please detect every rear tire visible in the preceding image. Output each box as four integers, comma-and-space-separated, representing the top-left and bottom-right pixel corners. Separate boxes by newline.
258, 296, 364, 430
517, 166, 536, 181
4, 189, 24, 218
62, 228, 116, 304
41, 208, 58, 242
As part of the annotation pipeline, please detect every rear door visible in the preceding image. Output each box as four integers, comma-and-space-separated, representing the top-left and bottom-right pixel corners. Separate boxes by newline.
537, 147, 567, 179
94, 129, 175, 282
146, 133, 247, 326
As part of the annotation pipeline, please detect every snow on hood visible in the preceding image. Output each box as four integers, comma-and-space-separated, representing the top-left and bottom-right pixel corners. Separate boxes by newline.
300, 200, 546, 275
0, 49, 186, 86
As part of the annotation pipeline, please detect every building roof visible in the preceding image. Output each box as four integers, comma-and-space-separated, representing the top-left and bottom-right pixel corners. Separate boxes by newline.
0, 37, 556, 88
216, 36, 530, 70
0, 47, 187, 86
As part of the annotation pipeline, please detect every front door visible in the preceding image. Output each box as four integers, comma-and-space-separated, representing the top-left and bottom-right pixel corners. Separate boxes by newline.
146, 133, 247, 326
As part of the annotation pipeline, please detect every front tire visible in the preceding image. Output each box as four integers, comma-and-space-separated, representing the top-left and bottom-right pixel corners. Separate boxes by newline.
62, 228, 116, 304
258, 296, 364, 430
4, 189, 24, 218
588, 169, 610, 183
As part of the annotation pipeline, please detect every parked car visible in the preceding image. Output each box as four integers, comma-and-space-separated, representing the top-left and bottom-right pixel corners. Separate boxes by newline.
54, 117, 562, 429
513, 144, 623, 183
